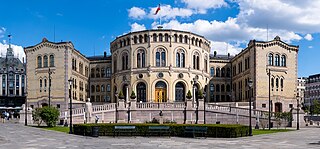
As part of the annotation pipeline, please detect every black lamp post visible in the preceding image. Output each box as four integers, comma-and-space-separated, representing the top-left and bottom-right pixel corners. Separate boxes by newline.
193, 77, 198, 124
267, 69, 271, 130
115, 92, 118, 123
203, 91, 206, 124
68, 78, 73, 134
248, 78, 253, 136
24, 92, 28, 126
296, 93, 300, 130
48, 68, 53, 107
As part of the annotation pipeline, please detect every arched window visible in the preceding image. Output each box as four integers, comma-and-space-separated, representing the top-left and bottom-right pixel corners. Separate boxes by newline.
96, 85, 100, 92
101, 68, 105, 77
144, 34, 148, 43
156, 48, 166, 67
91, 85, 95, 93
221, 84, 225, 92
216, 84, 220, 92
281, 55, 286, 67
175, 82, 185, 102
37, 56, 42, 68
153, 33, 157, 42
122, 53, 129, 70
137, 49, 146, 68
43, 55, 48, 67
210, 67, 215, 77
159, 34, 163, 42
133, 36, 138, 44
39, 79, 42, 92
193, 52, 200, 70
204, 55, 208, 72
106, 67, 111, 78
174, 34, 178, 42
184, 35, 188, 43
164, 34, 169, 42
49, 55, 54, 67
137, 82, 147, 102
91, 68, 95, 78
139, 35, 143, 43
191, 37, 195, 45
268, 53, 273, 65
226, 67, 231, 77
96, 68, 100, 78
216, 67, 220, 77
280, 78, 284, 88
226, 84, 231, 92
271, 78, 274, 88
276, 78, 279, 88
101, 85, 105, 92
176, 49, 185, 67
179, 34, 183, 43
210, 83, 214, 102
221, 68, 225, 77
275, 54, 280, 66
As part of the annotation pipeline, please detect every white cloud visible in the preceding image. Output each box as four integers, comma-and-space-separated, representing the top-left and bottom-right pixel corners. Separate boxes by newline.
181, 0, 227, 14
148, 5, 194, 20
304, 34, 313, 41
130, 23, 146, 32
128, 7, 146, 19
0, 42, 25, 62
308, 46, 313, 49
236, 0, 320, 33
56, 13, 63, 16
210, 41, 242, 56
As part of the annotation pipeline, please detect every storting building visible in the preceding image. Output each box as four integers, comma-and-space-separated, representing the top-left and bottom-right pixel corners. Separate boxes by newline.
24, 29, 299, 115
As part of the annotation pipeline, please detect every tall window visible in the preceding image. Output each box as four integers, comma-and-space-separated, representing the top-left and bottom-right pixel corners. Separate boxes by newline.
210, 83, 214, 102
216, 67, 220, 77
276, 78, 279, 88
268, 53, 273, 65
159, 34, 163, 42
221, 68, 225, 77
280, 78, 284, 89
226, 68, 231, 77
96, 68, 100, 78
184, 35, 188, 43
179, 35, 183, 43
106, 67, 111, 78
137, 49, 146, 68
176, 49, 185, 67
101, 68, 105, 77
37, 56, 42, 68
156, 48, 166, 67
281, 55, 286, 67
49, 55, 54, 67
204, 55, 208, 72
107, 84, 111, 92
275, 54, 280, 66
210, 67, 215, 77
91, 68, 95, 78
153, 33, 157, 42
91, 85, 95, 93
96, 85, 100, 92
43, 55, 48, 67
122, 53, 129, 70
39, 79, 42, 92
193, 52, 200, 70
164, 34, 169, 42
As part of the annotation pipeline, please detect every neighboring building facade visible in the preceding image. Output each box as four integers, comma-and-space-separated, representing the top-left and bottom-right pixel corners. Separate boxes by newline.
25, 29, 298, 113
304, 74, 320, 108
297, 77, 306, 105
0, 43, 26, 110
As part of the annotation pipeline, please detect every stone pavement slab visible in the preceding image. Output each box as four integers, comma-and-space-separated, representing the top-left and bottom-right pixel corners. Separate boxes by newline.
0, 123, 319, 149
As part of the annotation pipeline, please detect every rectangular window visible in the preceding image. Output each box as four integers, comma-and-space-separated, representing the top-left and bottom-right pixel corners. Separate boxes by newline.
57, 104, 60, 108
289, 104, 293, 108
262, 104, 266, 108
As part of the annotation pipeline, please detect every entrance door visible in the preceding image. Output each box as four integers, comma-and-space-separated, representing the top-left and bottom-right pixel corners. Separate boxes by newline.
155, 88, 166, 102
175, 82, 185, 102
275, 102, 282, 112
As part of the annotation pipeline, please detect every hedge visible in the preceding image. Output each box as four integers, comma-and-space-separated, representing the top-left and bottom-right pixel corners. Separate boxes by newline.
73, 123, 249, 138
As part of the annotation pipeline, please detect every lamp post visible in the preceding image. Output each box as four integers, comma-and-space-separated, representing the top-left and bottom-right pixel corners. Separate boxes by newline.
115, 91, 118, 123
296, 93, 300, 130
68, 78, 73, 134
24, 92, 28, 126
193, 77, 198, 124
48, 68, 53, 107
248, 78, 253, 136
203, 91, 206, 124
267, 69, 271, 130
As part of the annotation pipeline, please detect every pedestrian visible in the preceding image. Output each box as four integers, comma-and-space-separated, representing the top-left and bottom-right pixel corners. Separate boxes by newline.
5, 111, 9, 120
1, 112, 5, 123
95, 115, 99, 124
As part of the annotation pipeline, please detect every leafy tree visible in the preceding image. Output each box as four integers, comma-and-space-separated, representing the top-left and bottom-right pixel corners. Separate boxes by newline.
275, 112, 282, 129
39, 106, 60, 127
281, 112, 292, 129
313, 100, 320, 116
32, 108, 43, 126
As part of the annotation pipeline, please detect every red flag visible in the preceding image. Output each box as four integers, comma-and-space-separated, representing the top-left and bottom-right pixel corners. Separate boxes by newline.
154, 4, 160, 15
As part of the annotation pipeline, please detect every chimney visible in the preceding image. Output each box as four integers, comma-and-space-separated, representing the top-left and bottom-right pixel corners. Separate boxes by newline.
104, 51, 107, 57
214, 51, 217, 57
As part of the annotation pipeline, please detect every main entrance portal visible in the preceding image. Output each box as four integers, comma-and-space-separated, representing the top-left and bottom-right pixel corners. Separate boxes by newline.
155, 81, 167, 102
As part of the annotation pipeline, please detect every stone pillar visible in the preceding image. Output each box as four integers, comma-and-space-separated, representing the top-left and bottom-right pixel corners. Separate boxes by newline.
185, 99, 194, 124
19, 104, 33, 125
129, 98, 137, 123
117, 99, 126, 123
85, 101, 93, 123
197, 98, 204, 124
292, 108, 305, 128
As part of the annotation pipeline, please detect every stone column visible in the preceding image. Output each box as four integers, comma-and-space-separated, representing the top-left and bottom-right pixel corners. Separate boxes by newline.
197, 98, 204, 124
19, 104, 33, 125
185, 99, 194, 124
292, 108, 305, 128
117, 99, 126, 123
129, 98, 137, 123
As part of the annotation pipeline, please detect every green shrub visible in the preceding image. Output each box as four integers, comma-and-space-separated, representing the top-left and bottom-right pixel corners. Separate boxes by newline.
32, 108, 43, 126
39, 106, 60, 127
73, 123, 249, 138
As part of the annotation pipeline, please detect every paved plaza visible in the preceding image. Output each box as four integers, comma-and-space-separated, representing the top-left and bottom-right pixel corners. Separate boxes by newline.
0, 123, 319, 149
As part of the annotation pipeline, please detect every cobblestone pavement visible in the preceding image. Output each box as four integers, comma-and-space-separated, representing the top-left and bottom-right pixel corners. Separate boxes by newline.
0, 123, 319, 149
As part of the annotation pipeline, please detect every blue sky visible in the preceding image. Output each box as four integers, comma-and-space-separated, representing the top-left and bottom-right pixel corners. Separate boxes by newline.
0, 0, 319, 77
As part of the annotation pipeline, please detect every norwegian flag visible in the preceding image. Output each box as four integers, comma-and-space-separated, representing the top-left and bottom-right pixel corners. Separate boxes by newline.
154, 4, 160, 15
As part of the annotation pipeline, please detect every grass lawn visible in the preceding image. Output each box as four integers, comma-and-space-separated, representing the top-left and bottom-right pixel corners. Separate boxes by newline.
38, 126, 70, 133
252, 129, 294, 135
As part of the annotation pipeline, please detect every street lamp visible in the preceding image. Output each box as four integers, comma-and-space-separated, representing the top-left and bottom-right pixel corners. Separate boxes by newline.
203, 91, 206, 124
48, 68, 53, 107
68, 78, 73, 134
296, 93, 300, 130
193, 77, 198, 124
115, 91, 118, 123
24, 92, 28, 126
248, 78, 253, 136
267, 69, 271, 130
